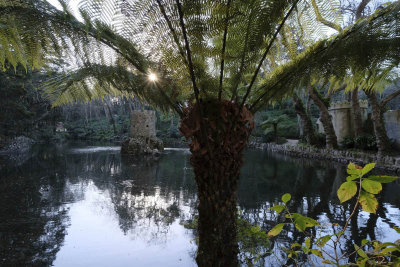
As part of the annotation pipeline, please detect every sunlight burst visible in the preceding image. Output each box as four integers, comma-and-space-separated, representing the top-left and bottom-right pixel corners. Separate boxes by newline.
148, 73, 157, 82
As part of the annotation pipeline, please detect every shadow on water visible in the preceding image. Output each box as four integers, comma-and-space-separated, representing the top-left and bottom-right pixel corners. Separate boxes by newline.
0, 145, 69, 266
0, 145, 399, 266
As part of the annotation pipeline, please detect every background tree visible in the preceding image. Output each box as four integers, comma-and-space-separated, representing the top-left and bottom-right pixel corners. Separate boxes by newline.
293, 94, 317, 145
341, 0, 372, 137
361, 66, 400, 154
0, 61, 60, 143
261, 114, 288, 143
2, 0, 400, 265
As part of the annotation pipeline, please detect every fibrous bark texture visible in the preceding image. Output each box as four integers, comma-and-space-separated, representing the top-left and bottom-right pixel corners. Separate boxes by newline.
308, 86, 338, 149
351, 91, 363, 136
293, 95, 316, 145
180, 100, 254, 267
365, 91, 391, 155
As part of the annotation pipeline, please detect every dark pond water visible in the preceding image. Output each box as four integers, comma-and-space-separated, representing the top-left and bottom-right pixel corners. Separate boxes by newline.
0, 144, 399, 266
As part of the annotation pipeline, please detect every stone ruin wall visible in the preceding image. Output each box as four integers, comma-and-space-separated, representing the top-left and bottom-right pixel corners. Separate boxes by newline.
384, 110, 400, 148
316, 100, 400, 146
121, 110, 163, 156
328, 100, 368, 143
129, 110, 156, 138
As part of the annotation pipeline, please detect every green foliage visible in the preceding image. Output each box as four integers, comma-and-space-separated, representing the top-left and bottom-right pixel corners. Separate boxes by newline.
358, 191, 378, 214
281, 193, 291, 203
337, 162, 392, 214
337, 181, 357, 203
300, 132, 326, 148
156, 112, 182, 141
0, 62, 59, 141
251, 2, 400, 111
269, 162, 399, 265
275, 136, 288, 145
254, 106, 299, 142
341, 134, 377, 151
340, 135, 355, 149
64, 118, 125, 141
355, 134, 378, 151
237, 217, 272, 265
267, 223, 285, 238
2, 0, 400, 114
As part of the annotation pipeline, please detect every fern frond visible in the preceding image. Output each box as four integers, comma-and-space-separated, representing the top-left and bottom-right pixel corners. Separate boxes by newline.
41, 63, 179, 113
250, 1, 400, 111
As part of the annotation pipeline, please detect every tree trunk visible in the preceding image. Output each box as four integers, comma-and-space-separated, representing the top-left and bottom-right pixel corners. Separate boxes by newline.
105, 101, 117, 135
103, 104, 110, 119
273, 123, 278, 143
308, 86, 338, 149
293, 95, 316, 145
365, 90, 391, 155
180, 100, 254, 267
170, 113, 174, 128
351, 90, 363, 136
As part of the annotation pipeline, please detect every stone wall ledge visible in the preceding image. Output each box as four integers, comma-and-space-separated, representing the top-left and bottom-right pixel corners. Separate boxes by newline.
249, 142, 400, 174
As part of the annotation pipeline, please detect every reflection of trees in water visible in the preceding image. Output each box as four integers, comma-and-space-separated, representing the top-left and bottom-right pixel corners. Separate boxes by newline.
63, 150, 198, 245
1, 147, 398, 266
110, 153, 197, 244
0, 147, 69, 266
0, 148, 199, 265
238, 149, 400, 265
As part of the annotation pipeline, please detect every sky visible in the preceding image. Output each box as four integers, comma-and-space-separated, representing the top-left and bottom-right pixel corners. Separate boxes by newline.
47, 0, 82, 20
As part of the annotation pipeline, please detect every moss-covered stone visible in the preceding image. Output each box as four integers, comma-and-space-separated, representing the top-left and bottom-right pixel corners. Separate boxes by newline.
120, 136, 163, 156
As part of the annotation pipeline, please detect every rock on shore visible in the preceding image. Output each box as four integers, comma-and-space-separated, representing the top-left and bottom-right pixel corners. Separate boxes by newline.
121, 136, 164, 156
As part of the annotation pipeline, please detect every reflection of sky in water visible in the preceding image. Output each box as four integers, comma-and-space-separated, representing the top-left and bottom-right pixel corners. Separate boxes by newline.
53, 181, 196, 267
0, 146, 399, 266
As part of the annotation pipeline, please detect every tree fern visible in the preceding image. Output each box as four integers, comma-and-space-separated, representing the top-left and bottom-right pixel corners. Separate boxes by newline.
1, 0, 400, 112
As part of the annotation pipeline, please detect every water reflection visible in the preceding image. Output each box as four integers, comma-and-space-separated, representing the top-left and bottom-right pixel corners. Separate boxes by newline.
237, 150, 400, 265
0, 146, 69, 266
0, 146, 399, 266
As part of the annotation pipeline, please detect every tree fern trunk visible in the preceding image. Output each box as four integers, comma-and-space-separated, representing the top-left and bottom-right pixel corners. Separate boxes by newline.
105, 102, 117, 135
351, 91, 363, 136
365, 91, 391, 155
293, 95, 316, 145
308, 86, 338, 149
180, 100, 254, 267
273, 123, 278, 143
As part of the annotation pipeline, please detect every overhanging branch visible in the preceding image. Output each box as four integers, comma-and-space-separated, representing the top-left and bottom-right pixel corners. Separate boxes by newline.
239, 0, 300, 109
380, 88, 400, 108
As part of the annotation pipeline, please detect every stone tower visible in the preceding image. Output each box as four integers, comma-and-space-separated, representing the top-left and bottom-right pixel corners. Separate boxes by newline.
316, 101, 368, 143
328, 101, 367, 142
121, 110, 163, 156
130, 110, 156, 138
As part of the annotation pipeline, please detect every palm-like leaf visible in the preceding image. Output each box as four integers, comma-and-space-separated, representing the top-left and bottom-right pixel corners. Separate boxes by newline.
41, 63, 175, 112
250, 2, 400, 111
1, 0, 400, 113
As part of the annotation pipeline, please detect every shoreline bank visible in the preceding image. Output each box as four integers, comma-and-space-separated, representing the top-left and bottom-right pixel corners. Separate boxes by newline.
249, 142, 400, 174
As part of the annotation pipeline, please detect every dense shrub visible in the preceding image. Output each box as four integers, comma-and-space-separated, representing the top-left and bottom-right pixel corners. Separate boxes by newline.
355, 134, 377, 150
313, 133, 326, 148
300, 133, 326, 148
341, 135, 355, 149
276, 136, 287, 145
262, 131, 275, 143
341, 134, 377, 151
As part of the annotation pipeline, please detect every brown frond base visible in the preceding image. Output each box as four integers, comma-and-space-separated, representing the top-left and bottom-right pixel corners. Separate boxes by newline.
180, 100, 254, 267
